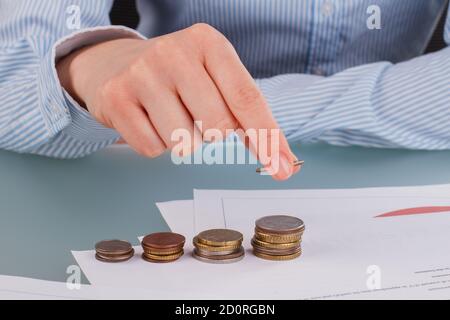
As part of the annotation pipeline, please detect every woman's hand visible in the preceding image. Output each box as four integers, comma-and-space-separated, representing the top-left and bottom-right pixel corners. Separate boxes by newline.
57, 23, 299, 180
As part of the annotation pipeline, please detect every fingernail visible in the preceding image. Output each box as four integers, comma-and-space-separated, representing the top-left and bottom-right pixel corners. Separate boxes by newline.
291, 155, 301, 174
278, 152, 293, 179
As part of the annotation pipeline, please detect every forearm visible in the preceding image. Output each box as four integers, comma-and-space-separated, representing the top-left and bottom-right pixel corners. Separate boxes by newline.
259, 47, 450, 150
0, 0, 143, 158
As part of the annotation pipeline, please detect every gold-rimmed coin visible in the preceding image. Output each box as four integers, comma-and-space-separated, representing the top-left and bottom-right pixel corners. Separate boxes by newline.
253, 249, 302, 261
141, 250, 184, 263
254, 230, 303, 243
196, 229, 243, 247
142, 247, 184, 256
193, 236, 242, 251
252, 245, 301, 256
251, 237, 300, 250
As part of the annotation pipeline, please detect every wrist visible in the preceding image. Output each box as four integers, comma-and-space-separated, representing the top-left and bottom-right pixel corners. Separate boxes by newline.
56, 46, 90, 108
56, 38, 145, 110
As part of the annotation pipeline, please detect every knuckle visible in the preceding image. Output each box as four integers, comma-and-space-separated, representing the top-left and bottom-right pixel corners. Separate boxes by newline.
210, 117, 239, 135
188, 23, 226, 44
96, 78, 124, 109
202, 117, 238, 142
234, 86, 265, 111
128, 56, 149, 78
188, 23, 217, 37
146, 37, 187, 69
98, 78, 118, 100
150, 37, 177, 59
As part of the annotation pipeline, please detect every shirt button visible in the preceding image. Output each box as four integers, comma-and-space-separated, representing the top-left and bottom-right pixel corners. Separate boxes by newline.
51, 105, 63, 117
321, 1, 334, 16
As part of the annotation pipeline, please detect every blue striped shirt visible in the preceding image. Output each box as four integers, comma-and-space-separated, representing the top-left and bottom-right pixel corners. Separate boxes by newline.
0, 0, 449, 158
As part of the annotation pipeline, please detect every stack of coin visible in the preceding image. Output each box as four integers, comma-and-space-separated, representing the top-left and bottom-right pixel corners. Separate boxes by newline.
193, 229, 245, 264
95, 240, 135, 263
141, 232, 185, 263
252, 215, 305, 261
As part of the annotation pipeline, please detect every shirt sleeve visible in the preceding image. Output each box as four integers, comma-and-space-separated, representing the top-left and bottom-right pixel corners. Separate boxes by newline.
258, 6, 450, 150
0, 0, 146, 158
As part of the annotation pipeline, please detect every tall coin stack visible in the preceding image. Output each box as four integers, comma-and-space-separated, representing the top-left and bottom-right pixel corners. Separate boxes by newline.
193, 229, 245, 264
95, 240, 135, 263
141, 232, 185, 263
252, 215, 305, 261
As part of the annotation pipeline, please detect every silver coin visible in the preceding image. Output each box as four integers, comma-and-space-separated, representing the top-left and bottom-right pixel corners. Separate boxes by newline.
95, 239, 133, 255
256, 160, 304, 173
192, 251, 245, 264
194, 247, 245, 260
255, 215, 304, 234
195, 247, 241, 256
95, 250, 134, 263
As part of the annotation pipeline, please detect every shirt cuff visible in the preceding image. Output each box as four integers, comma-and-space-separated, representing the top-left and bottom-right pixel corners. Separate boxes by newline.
45, 26, 147, 144
255, 74, 323, 140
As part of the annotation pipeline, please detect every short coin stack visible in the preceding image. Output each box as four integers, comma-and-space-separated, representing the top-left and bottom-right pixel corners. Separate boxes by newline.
193, 229, 244, 264
252, 215, 305, 261
95, 240, 135, 263
141, 232, 185, 263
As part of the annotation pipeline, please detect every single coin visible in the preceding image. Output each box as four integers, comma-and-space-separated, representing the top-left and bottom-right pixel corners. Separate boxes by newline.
141, 232, 185, 250
197, 229, 243, 247
251, 237, 300, 250
252, 244, 301, 256
256, 160, 304, 173
141, 250, 184, 263
195, 247, 241, 256
192, 251, 245, 264
255, 215, 304, 235
193, 236, 242, 251
95, 240, 133, 255
95, 250, 134, 263
193, 247, 245, 260
255, 229, 303, 243
253, 249, 302, 261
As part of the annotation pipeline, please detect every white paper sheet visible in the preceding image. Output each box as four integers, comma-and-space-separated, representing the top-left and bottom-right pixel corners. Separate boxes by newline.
193, 184, 450, 232
73, 185, 450, 299
193, 185, 450, 299
0, 275, 159, 300
156, 200, 196, 239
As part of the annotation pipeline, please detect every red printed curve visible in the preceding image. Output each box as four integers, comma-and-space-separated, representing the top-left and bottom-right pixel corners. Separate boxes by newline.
375, 206, 450, 218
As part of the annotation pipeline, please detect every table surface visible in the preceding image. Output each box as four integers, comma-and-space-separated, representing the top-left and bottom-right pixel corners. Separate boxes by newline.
1, 142, 450, 284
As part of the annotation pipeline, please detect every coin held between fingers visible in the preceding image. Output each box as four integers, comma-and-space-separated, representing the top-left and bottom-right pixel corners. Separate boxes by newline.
256, 159, 304, 174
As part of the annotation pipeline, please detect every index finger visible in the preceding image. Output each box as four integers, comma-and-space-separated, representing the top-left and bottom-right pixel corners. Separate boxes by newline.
202, 37, 299, 180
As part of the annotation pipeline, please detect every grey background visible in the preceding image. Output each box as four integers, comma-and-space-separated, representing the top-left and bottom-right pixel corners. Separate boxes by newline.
1, 143, 450, 284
